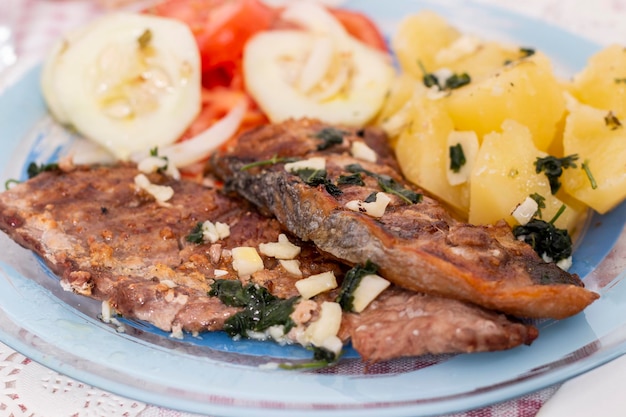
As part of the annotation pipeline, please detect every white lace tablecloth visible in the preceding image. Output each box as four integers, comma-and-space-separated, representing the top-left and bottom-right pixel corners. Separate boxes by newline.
1, 1, 625, 416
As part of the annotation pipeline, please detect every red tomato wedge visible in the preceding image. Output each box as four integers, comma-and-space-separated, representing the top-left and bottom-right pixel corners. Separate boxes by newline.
329, 8, 388, 51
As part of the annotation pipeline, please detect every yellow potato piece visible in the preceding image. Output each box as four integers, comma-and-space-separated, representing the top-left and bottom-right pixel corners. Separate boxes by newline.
395, 91, 470, 216
445, 53, 566, 151
439, 41, 524, 82
469, 120, 584, 234
571, 44, 626, 119
392, 11, 461, 79
562, 99, 626, 214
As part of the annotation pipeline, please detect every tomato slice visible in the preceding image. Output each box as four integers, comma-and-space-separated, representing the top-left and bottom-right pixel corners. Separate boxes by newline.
329, 8, 388, 51
148, 0, 276, 75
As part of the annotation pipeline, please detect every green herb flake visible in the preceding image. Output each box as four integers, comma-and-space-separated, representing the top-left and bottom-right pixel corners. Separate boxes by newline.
615, 78, 626, 84
534, 154, 579, 194
529, 192, 546, 218
513, 218, 572, 263
520, 47, 536, 58
418, 61, 439, 88
346, 164, 422, 204
449, 143, 466, 173
4, 178, 20, 190
604, 111, 622, 130
418, 61, 470, 91
337, 172, 365, 186
336, 261, 379, 312
314, 127, 345, 150
209, 279, 299, 338
364, 192, 378, 203
27, 162, 59, 179
377, 175, 422, 204
582, 159, 598, 190
444, 73, 471, 90
295, 168, 343, 197
185, 222, 205, 244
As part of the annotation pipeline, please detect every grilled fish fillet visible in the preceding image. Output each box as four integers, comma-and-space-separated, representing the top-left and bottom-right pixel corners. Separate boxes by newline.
211, 119, 599, 319
0, 163, 537, 360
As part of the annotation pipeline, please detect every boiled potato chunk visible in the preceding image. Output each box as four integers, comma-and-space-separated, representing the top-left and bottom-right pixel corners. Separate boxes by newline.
470, 120, 583, 233
438, 41, 523, 82
395, 92, 470, 215
392, 11, 523, 83
392, 11, 461, 79
562, 100, 626, 214
571, 44, 626, 119
445, 53, 566, 151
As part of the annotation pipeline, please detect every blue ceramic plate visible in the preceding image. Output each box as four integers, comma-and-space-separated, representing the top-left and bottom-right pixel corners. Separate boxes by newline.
0, 1, 625, 416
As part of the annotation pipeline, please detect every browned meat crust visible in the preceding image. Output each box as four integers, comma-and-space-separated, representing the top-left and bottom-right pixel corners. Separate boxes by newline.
211, 119, 599, 319
0, 163, 537, 358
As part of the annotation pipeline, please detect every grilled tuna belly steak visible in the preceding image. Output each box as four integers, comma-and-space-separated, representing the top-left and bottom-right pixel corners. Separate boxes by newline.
212, 119, 598, 320
0, 163, 537, 362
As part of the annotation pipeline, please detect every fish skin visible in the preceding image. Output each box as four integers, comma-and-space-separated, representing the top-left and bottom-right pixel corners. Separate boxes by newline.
212, 119, 599, 319
0, 163, 538, 359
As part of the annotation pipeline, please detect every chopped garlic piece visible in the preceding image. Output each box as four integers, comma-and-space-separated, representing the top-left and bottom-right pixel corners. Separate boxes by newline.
201, 220, 231, 243
512, 196, 539, 226
137, 155, 167, 173
351, 274, 390, 313
279, 259, 302, 277
557, 256, 573, 271
345, 192, 391, 218
284, 156, 326, 173
350, 141, 377, 162
231, 247, 264, 277
134, 173, 174, 203
259, 233, 301, 259
214, 269, 228, 277
295, 271, 337, 299
302, 301, 342, 348
320, 335, 343, 356
136, 155, 181, 180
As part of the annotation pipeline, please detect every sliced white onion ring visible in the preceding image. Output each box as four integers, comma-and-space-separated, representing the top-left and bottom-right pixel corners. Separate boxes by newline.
137, 100, 247, 168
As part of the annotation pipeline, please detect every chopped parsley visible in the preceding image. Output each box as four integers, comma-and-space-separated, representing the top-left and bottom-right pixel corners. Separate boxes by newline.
364, 192, 378, 203
209, 279, 299, 338
336, 261, 379, 312
449, 143, 467, 173
295, 168, 343, 197
337, 172, 365, 186
377, 175, 423, 204
513, 217, 572, 263
346, 164, 422, 204
443, 73, 471, 90
604, 111, 622, 130
529, 192, 546, 219
314, 127, 345, 150
27, 162, 59, 179
418, 61, 471, 91
582, 159, 598, 190
185, 222, 205, 244
534, 154, 579, 194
